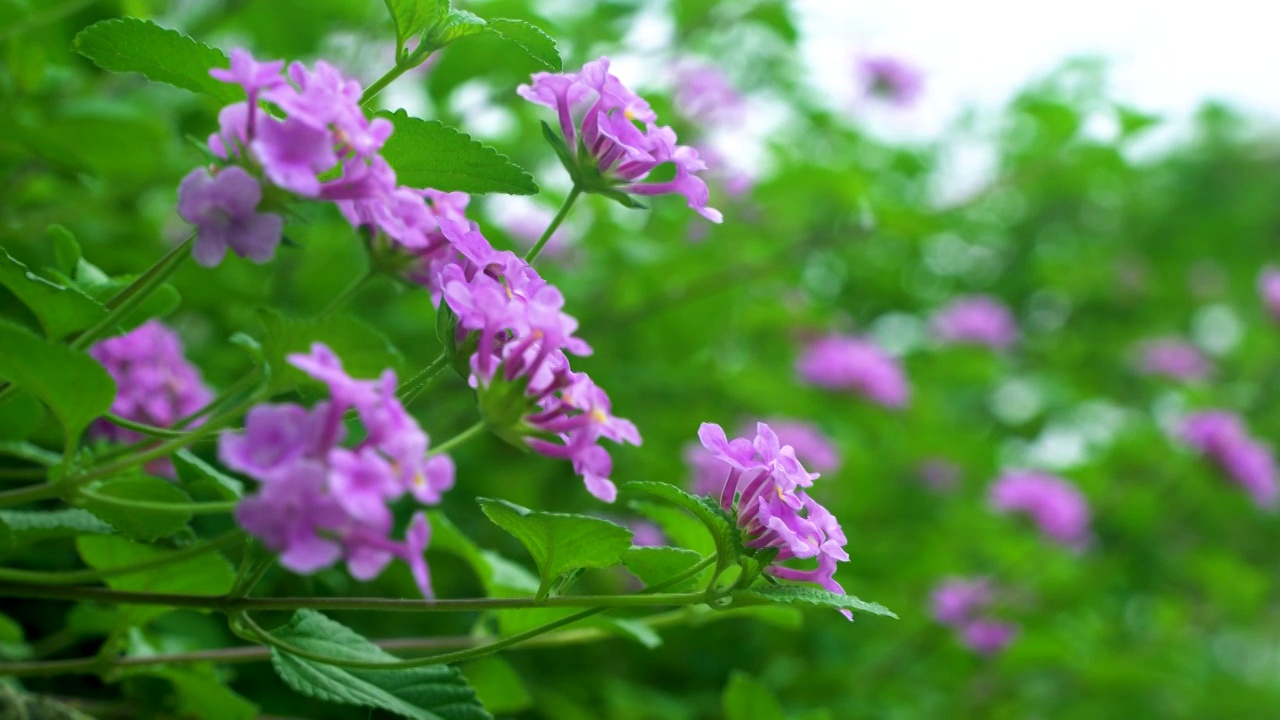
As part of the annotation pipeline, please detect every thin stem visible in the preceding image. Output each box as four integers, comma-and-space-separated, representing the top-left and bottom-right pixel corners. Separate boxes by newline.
76, 487, 239, 515
103, 413, 188, 439
318, 269, 374, 318
70, 236, 194, 351
399, 352, 450, 407
428, 421, 486, 456
360, 60, 415, 106
0, 529, 243, 585
524, 186, 581, 263
0, 481, 61, 508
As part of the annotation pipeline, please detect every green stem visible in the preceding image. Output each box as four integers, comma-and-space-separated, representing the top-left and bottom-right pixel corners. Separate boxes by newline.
524, 186, 581, 263
70, 236, 193, 351
399, 352, 450, 407
0, 481, 61, 508
318, 269, 374, 318
75, 487, 239, 515
103, 413, 188, 439
0, 530, 243, 585
428, 421, 486, 456
360, 60, 415, 106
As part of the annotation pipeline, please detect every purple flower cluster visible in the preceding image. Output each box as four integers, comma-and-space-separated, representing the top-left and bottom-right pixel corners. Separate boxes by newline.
930, 577, 1018, 655
858, 56, 925, 107
1179, 411, 1278, 508
519, 57, 722, 223
90, 320, 213, 448
931, 295, 1019, 350
673, 61, 744, 127
436, 231, 640, 503
220, 344, 453, 596
989, 471, 1091, 549
1136, 337, 1212, 382
796, 334, 910, 409
1260, 267, 1280, 320
686, 418, 840, 496
697, 422, 853, 619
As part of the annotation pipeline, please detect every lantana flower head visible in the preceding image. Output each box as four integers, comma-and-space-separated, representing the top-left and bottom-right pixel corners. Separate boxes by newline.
1136, 337, 1212, 382
1179, 410, 1278, 508
931, 295, 1019, 350
988, 470, 1091, 549
220, 343, 452, 596
697, 422, 852, 619
930, 576, 1017, 656
796, 334, 910, 409
687, 418, 840, 496
519, 57, 722, 223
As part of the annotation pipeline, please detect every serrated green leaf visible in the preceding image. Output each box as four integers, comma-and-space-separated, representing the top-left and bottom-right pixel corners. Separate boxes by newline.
484, 19, 560, 71
732, 585, 897, 619
723, 670, 785, 720
378, 110, 537, 195
258, 308, 405, 394
82, 475, 193, 541
477, 497, 633, 600
71, 17, 238, 104
0, 508, 113, 549
0, 319, 115, 446
0, 250, 106, 339
173, 450, 243, 501
270, 610, 491, 720
628, 500, 713, 557
465, 656, 532, 714
385, 0, 449, 48
76, 535, 235, 625
622, 546, 704, 592
622, 481, 741, 577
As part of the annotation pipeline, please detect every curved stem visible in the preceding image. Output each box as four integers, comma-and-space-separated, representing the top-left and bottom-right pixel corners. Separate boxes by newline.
524, 186, 581, 264
399, 352, 449, 407
0, 529, 243, 585
102, 413, 188, 439
428, 421, 486, 456
70, 236, 193, 351
360, 60, 414, 107
318, 269, 374, 318
0, 481, 61, 508
76, 487, 239, 515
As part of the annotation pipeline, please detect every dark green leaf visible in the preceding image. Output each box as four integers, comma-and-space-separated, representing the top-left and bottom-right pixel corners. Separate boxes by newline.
270, 610, 491, 720
622, 481, 741, 577
0, 508, 113, 549
0, 250, 105, 340
464, 656, 532, 715
484, 19, 560, 71
77, 273, 180, 332
122, 666, 258, 720
379, 110, 537, 195
258, 309, 405, 394
82, 475, 193, 541
723, 670, 785, 720
622, 546, 704, 592
732, 585, 897, 619
628, 500, 713, 557
173, 450, 244, 501
0, 392, 44, 441
0, 319, 115, 445
76, 535, 235, 625
47, 225, 81, 277
71, 17, 238, 104
477, 497, 633, 599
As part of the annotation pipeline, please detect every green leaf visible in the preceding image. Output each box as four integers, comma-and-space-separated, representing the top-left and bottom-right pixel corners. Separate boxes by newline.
477, 497, 633, 600
378, 110, 537, 195
622, 481, 741, 577
47, 225, 81, 277
0, 612, 23, 644
723, 670, 785, 720
385, 0, 449, 49
82, 475, 193, 541
71, 18, 238, 104
0, 440, 59, 466
732, 585, 898, 619
0, 250, 105, 340
464, 656, 532, 715
484, 19, 560, 71
0, 392, 45, 441
76, 273, 180, 332
622, 546, 704, 592
76, 535, 235, 625
173, 450, 243, 501
0, 508, 113, 550
628, 500, 713, 557
258, 309, 405, 394
0, 319, 115, 446
270, 610, 491, 720
122, 666, 258, 720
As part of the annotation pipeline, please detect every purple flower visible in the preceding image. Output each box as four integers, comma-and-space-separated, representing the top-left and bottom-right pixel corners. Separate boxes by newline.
858, 56, 924, 107
177, 166, 284, 267
221, 343, 454, 597
519, 57, 722, 223
930, 577, 992, 626
687, 418, 840, 496
989, 471, 1091, 548
918, 458, 961, 492
698, 422, 853, 620
931, 295, 1018, 350
796, 334, 910, 409
89, 321, 213, 464
1136, 337, 1212, 382
673, 61, 744, 126
1180, 411, 1278, 508
1260, 267, 1280, 320
251, 116, 339, 197
961, 620, 1019, 656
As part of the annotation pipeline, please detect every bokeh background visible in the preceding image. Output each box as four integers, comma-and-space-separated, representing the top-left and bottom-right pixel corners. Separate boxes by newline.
3, 0, 1279, 717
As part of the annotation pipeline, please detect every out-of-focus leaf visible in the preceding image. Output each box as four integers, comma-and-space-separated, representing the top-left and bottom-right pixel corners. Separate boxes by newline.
722, 670, 785, 720
82, 475, 193, 541
622, 546, 704, 592
378, 110, 537, 195
258, 309, 405, 394
0, 250, 105, 339
0, 319, 115, 446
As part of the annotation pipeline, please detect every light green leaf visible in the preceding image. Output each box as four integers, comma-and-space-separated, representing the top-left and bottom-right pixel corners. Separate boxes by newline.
379, 110, 537, 195
732, 585, 897, 619
270, 610, 491, 720
464, 656, 532, 715
47, 225, 81, 278
76, 535, 235, 625
71, 17, 237, 104
385, 0, 449, 48
601, 617, 663, 649
258, 309, 405, 394
0, 391, 44, 441
173, 450, 243, 501
0, 249, 105, 340
622, 546, 704, 592
122, 666, 258, 720
0, 319, 115, 446
628, 500, 714, 557
484, 19, 560, 71
723, 670, 785, 720
82, 475, 193, 541
0, 508, 113, 550
622, 481, 741, 577
477, 497, 633, 600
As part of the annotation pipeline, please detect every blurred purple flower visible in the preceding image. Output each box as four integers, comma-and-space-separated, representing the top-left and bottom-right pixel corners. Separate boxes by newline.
1180, 411, 1278, 508
673, 61, 744, 126
858, 56, 924, 107
961, 619, 1019, 656
1260, 267, 1280, 320
917, 458, 962, 492
930, 577, 992, 626
932, 295, 1018, 350
989, 470, 1091, 548
796, 334, 910, 409
1136, 337, 1212, 382
177, 166, 284, 267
